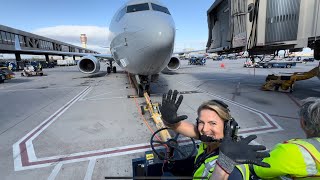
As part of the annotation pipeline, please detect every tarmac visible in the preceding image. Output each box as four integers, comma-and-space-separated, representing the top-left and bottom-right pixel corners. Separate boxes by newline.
0, 59, 319, 179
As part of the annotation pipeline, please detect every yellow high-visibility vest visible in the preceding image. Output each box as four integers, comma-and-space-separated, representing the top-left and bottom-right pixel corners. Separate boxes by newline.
193, 142, 250, 180
254, 138, 320, 179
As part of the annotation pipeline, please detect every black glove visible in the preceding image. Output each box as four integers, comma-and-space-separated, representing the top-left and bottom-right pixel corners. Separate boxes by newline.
159, 89, 188, 125
217, 121, 270, 174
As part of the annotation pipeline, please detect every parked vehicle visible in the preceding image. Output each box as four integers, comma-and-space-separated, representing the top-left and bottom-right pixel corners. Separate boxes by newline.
303, 58, 315, 62
0, 70, 6, 83
260, 61, 297, 68
0, 67, 15, 79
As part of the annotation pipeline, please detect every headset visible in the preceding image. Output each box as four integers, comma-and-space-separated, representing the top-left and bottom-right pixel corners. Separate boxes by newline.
196, 99, 239, 142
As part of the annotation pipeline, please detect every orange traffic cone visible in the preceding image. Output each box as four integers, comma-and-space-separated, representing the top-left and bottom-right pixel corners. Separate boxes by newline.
220, 63, 225, 68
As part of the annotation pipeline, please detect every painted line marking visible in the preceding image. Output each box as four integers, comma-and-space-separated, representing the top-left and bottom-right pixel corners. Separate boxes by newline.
13, 79, 283, 171
0, 87, 76, 92
286, 94, 301, 107
84, 159, 96, 180
187, 77, 241, 83
47, 163, 62, 180
13, 86, 91, 171
269, 114, 300, 120
178, 80, 283, 134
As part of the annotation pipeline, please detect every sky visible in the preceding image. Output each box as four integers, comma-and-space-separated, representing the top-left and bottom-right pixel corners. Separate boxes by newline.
0, 0, 215, 54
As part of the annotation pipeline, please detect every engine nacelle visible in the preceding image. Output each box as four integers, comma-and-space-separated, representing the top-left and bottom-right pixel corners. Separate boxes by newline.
78, 56, 100, 74
162, 56, 181, 73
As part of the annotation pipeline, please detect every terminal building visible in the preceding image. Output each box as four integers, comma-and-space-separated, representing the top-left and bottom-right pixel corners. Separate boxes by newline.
0, 25, 98, 63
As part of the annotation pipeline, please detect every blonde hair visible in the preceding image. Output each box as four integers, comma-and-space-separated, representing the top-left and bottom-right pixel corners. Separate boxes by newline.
197, 100, 232, 121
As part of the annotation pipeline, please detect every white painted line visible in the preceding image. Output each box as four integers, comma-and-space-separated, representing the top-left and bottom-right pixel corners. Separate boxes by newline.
13, 86, 90, 171
0, 86, 76, 92
13, 79, 283, 172
47, 163, 62, 180
28, 87, 92, 143
35, 142, 152, 162
84, 159, 96, 180
178, 80, 283, 132
78, 87, 93, 101
79, 96, 128, 101
26, 140, 37, 162
187, 77, 241, 83
83, 88, 128, 100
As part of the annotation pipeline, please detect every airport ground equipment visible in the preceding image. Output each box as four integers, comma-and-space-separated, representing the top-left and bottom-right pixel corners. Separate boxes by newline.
132, 93, 197, 179
262, 64, 320, 92
188, 57, 206, 65
0, 70, 6, 83
259, 61, 297, 68
21, 65, 44, 77
0, 67, 15, 80
244, 57, 298, 68
140, 92, 171, 142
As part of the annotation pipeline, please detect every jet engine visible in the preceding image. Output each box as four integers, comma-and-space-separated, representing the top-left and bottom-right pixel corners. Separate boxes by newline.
78, 56, 100, 74
162, 56, 181, 73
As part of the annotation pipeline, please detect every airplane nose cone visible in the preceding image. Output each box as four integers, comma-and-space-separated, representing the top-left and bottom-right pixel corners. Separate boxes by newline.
151, 19, 175, 51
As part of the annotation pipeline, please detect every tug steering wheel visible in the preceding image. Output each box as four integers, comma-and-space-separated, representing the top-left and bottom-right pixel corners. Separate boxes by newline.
150, 127, 196, 162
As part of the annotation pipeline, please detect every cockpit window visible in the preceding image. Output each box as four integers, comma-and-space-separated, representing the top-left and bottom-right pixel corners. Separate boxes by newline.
116, 7, 127, 21
151, 3, 171, 15
127, 3, 150, 13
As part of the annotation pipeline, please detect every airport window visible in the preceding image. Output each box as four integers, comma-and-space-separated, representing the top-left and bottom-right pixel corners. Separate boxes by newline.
0, 31, 2, 44
127, 3, 149, 13
7, 32, 14, 45
1, 31, 7, 44
151, 3, 171, 15
19, 35, 26, 47
11, 33, 16, 44
117, 7, 127, 21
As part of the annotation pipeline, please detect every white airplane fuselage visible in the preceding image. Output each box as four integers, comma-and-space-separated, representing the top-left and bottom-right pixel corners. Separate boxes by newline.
108, 0, 176, 75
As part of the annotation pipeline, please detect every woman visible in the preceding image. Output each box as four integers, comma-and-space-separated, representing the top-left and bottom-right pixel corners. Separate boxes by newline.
159, 89, 269, 179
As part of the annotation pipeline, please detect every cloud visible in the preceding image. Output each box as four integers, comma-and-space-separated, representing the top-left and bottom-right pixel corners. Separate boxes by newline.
32, 25, 110, 53
174, 40, 207, 52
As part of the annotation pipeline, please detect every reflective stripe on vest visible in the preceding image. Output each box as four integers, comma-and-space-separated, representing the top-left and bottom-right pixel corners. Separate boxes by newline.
237, 164, 248, 180
288, 138, 320, 177
193, 143, 249, 179
201, 159, 217, 177
304, 138, 320, 158
298, 146, 317, 175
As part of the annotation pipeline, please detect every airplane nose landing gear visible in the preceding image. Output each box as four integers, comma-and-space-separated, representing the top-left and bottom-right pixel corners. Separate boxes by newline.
107, 60, 117, 74
135, 75, 151, 97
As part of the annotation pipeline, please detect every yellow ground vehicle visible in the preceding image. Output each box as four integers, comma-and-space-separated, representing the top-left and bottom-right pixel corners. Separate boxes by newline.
262, 63, 320, 92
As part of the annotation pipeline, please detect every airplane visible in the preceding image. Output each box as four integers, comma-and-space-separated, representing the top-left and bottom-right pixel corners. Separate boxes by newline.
14, 0, 201, 96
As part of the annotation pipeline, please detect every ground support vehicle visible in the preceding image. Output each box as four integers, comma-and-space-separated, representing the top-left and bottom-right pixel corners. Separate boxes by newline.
259, 61, 297, 68
0, 70, 6, 83
0, 67, 15, 80
262, 63, 320, 92
131, 92, 196, 179
188, 57, 206, 65
21, 65, 44, 77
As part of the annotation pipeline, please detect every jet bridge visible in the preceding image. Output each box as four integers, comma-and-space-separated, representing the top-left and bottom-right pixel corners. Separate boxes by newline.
206, 0, 320, 58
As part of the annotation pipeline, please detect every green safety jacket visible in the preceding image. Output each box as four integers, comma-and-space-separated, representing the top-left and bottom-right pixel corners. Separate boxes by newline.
254, 138, 320, 179
193, 142, 250, 180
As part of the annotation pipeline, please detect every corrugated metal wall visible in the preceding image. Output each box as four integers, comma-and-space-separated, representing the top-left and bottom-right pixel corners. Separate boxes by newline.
209, 0, 231, 49
265, 0, 301, 43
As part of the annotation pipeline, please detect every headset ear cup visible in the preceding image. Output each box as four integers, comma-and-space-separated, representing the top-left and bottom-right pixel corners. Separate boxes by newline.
224, 118, 239, 138
230, 119, 239, 138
